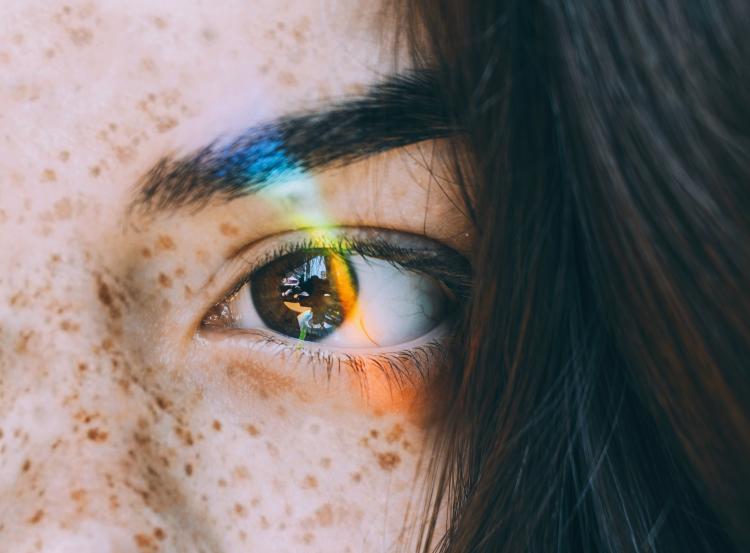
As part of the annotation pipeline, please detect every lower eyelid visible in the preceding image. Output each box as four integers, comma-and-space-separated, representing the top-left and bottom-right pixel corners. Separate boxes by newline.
196, 325, 449, 404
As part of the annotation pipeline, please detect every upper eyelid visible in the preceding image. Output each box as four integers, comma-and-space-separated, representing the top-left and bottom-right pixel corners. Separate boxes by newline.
221, 232, 470, 307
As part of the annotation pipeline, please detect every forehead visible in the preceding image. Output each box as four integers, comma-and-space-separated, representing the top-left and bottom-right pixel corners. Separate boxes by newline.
0, 0, 392, 210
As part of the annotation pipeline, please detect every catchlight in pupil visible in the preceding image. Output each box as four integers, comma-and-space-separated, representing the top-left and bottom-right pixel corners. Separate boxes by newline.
251, 251, 358, 342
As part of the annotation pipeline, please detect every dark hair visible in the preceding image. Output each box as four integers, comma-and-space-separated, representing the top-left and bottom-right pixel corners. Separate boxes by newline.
397, 1, 750, 551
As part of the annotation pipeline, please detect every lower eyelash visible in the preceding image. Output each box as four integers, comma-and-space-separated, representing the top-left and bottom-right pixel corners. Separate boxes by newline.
217, 328, 449, 394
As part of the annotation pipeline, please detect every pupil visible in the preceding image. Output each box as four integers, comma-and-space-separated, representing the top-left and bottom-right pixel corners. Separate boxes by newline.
251, 251, 358, 341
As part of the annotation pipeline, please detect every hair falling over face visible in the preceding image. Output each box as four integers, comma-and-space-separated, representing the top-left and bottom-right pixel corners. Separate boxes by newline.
396, 1, 750, 552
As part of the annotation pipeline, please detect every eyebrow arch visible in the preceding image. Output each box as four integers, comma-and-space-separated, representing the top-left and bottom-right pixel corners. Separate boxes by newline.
131, 70, 457, 214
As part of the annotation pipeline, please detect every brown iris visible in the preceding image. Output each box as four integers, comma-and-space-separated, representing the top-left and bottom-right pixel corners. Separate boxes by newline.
250, 250, 359, 341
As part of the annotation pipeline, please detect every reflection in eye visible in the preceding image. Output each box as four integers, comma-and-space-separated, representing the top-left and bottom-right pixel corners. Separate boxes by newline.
202, 231, 470, 353
252, 251, 358, 342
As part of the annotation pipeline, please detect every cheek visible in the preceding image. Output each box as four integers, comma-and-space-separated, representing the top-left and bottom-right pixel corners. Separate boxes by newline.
172, 390, 429, 550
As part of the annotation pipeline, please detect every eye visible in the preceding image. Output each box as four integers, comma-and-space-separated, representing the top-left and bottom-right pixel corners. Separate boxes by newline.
201, 230, 469, 352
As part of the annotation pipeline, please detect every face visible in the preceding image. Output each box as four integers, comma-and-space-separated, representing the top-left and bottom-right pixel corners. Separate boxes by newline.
0, 1, 470, 551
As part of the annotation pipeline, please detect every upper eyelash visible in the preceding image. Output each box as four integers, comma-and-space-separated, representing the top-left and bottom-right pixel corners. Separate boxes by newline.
222, 233, 472, 306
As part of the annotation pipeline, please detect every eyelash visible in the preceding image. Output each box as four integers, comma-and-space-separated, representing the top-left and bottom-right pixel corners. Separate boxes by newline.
224, 234, 471, 302
201, 231, 471, 388
236, 330, 449, 390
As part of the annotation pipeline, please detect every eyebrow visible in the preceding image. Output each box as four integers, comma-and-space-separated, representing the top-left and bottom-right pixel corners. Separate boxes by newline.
132, 70, 456, 214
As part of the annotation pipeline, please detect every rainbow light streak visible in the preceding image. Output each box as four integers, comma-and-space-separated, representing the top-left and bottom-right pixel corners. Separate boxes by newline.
247, 140, 362, 343
212, 129, 305, 184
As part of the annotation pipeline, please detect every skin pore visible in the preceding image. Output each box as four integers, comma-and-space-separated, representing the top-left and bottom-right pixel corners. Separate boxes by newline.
0, 1, 469, 551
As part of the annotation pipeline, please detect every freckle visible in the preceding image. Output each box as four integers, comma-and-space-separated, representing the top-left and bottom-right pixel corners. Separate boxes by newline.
114, 145, 135, 163
156, 116, 178, 133
233, 465, 251, 480
302, 532, 315, 544
89, 165, 101, 177
58, 150, 70, 162
87, 428, 108, 442
68, 27, 93, 46
119, 378, 132, 394
351, 472, 362, 483
369, 429, 379, 439
141, 247, 152, 258
153, 16, 168, 29
234, 503, 247, 517
155, 396, 170, 410
21, 459, 31, 472
156, 234, 176, 251
184, 463, 193, 476
376, 452, 401, 471
41, 169, 57, 182
245, 424, 260, 437
201, 28, 218, 42
133, 534, 152, 549
315, 503, 334, 527
77, 362, 87, 372
277, 71, 298, 87
174, 426, 194, 446
219, 222, 239, 236
60, 320, 80, 332
154, 527, 166, 540
218, 478, 227, 487
158, 273, 172, 288
385, 424, 404, 443
301, 474, 318, 489
27, 510, 44, 524
320, 457, 331, 469
260, 515, 270, 529
175, 267, 185, 278
195, 249, 209, 264
212, 420, 222, 431
96, 277, 113, 306
70, 488, 86, 502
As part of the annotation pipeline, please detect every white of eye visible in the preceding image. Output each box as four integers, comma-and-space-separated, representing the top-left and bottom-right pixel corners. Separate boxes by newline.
230, 255, 448, 349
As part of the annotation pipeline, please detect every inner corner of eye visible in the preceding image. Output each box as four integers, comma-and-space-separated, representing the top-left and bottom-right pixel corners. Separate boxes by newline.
201, 300, 234, 328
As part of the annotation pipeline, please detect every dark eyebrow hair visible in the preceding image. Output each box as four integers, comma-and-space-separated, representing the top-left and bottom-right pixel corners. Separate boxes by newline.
131, 70, 456, 214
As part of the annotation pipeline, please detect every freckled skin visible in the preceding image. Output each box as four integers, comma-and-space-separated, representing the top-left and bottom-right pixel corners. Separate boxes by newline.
0, 1, 466, 551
